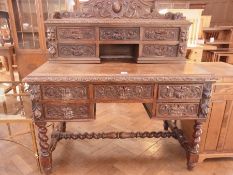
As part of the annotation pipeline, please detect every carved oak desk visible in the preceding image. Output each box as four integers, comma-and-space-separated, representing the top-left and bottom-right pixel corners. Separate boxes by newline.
24, 62, 215, 174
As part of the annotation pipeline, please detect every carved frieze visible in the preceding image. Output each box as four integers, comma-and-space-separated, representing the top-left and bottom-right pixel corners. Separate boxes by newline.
45, 104, 89, 120
94, 84, 153, 100
143, 28, 179, 41
158, 84, 203, 100
142, 44, 178, 57
100, 28, 140, 40
58, 44, 96, 57
47, 26, 57, 58
42, 85, 88, 100
57, 27, 95, 41
50, 0, 185, 20
157, 103, 199, 117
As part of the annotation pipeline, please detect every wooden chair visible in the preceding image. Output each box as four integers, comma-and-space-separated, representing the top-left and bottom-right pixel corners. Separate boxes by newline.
0, 81, 41, 173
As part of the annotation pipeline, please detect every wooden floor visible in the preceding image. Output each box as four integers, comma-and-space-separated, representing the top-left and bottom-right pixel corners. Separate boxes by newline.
1, 103, 233, 175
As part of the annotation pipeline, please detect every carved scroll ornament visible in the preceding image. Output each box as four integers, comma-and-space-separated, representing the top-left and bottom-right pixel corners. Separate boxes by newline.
45, 104, 89, 120
50, 0, 185, 20
59, 44, 96, 57
158, 84, 203, 100
42, 85, 88, 100
142, 44, 178, 57
94, 84, 153, 99
100, 28, 140, 40
143, 28, 179, 41
57, 27, 96, 40
157, 103, 199, 117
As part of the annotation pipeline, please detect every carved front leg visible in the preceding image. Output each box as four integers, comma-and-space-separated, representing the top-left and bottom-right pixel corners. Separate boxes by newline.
36, 122, 52, 174
187, 120, 202, 170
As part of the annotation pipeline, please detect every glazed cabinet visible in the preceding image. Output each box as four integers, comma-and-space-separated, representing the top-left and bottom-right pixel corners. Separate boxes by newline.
6, 0, 79, 77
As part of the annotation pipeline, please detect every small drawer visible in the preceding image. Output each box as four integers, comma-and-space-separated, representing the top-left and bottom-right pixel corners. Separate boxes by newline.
42, 85, 88, 100
44, 103, 91, 120
213, 84, 233, 95
156, 103, 199, 118
94, 84, 153, 100
100, 27, 140, 40
142, 44, 178, 57
158, 84, 203, 101
58, 44, 96, 57
57, 27, 95, 41
143, 27, 180, 41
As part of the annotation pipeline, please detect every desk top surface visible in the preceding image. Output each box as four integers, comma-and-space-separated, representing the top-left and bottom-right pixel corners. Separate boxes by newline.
24, 62, 221, 83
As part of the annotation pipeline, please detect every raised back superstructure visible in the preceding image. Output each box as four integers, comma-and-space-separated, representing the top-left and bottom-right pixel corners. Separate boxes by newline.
45, 0, 191, 63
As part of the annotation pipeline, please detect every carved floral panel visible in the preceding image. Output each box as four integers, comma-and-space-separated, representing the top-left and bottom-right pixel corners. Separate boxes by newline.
100, 27, 140, 40
58, 44, 96, 57
44, 103, 90, 120
158, 84, 203, 100
94, 84, 153, 100
142, 44, 178, 57
42, 85, 88, 100
157, 103, 199, 117
143, 28, 180, 41
57, 27, 95, 41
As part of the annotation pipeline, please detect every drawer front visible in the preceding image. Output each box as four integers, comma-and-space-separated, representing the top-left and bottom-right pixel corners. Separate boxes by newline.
143, 27, 180, 41
44, 103, 91, 120
42, 85, 88, 100
94, 84, 153, 100
156, 103, 199, 118
158, 84, 203, 101
142, 44, 178, 57
57, 27, 95, 41
100, 27, 140, 40
58, 44, 96, 57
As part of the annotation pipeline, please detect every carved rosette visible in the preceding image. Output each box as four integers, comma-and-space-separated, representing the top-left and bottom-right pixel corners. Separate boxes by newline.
158, 84, 203, 100
42, 85, 88, 100
143, 28, 179, 41
29, 85, 43, 121
45, 104, 89, 120
100, 28, 140, 40
51, 0, 185, 20
59, 44, 96, 57
157, 103, 199, 117
57, 27, 95, 41
142, 44, 178, 57
47, 26, 57, 58
198, 83, 212, 119
94, 84, 153, 100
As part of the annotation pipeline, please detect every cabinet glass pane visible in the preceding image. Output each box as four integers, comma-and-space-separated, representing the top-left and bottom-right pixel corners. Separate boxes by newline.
12, 0, 40, 49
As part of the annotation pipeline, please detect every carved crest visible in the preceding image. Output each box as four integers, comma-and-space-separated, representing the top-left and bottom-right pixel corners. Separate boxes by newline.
50, 0, 185, 20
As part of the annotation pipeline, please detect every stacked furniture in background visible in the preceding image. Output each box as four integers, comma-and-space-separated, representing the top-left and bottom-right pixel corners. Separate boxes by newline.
202, 26, 233, 64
